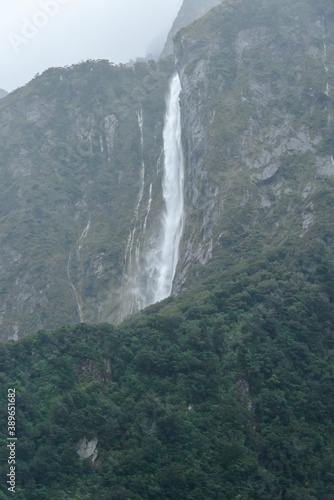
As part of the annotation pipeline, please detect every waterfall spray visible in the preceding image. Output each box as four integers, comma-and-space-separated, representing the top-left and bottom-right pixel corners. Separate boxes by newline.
152, 73, 184, 302
118, 72, 184, 321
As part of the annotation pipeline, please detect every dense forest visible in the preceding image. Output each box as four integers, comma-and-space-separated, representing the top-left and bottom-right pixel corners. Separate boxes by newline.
0, 242, 334, 499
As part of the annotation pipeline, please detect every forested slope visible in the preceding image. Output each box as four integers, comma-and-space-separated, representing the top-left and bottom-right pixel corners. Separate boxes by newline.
0, 243, 334, 499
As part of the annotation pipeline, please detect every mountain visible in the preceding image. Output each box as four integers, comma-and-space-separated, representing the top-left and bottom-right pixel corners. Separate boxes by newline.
160, 0, 222, 59
1, 0, 333, 340
172, 0, 334, 293
0, 59, 173, 340
0, 89, 7, 99
0, 0, 334, 496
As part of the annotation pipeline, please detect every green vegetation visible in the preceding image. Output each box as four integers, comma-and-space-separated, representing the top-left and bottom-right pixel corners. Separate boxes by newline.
0, 59, 173, 338
173, 0, 334, 297
0, 240, 334, 499
0, 0, 333, 497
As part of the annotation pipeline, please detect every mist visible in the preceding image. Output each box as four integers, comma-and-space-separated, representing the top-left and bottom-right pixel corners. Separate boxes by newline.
0, 0, 183, 92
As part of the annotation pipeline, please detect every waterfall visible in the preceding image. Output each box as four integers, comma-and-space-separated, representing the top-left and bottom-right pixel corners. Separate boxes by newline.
124, 109, 146, 270
152, 72, 184, 302
67, 218, 90, 323
143, 183, 153, 234
322, 16, 332, 128
117, 72, 184, 321
136, 108, 146, 208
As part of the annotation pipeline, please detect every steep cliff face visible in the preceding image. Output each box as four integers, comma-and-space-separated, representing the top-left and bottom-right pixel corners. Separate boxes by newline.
160, 0, 222, 59
173, 0, 334, 292
0, 60, 172, 339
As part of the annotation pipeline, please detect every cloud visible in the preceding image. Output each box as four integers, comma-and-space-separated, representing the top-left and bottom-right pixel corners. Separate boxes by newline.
0, 0, 182, 91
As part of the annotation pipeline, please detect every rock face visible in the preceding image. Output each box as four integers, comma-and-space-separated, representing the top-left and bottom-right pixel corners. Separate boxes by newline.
0, 61, 172, 339
0, 89, 8, 99
77, 437, 98, 462
160, 0, 222, 59
172, 0, 334, 292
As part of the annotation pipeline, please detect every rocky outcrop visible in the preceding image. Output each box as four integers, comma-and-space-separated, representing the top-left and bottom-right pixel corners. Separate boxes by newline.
77, 437, 98, 462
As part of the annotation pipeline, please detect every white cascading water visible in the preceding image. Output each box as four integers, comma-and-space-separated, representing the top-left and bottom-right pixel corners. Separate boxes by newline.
151, 72, 184, 302
118, 73, 184, 320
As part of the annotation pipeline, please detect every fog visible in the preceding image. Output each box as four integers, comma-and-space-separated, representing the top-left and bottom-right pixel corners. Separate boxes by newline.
0, 0, 183, 92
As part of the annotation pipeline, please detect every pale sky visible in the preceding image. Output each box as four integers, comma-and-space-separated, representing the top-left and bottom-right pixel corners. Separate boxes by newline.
0, 0, 183, 92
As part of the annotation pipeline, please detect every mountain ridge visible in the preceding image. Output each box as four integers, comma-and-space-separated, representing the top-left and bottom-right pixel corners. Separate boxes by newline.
160, 0, 222, 59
